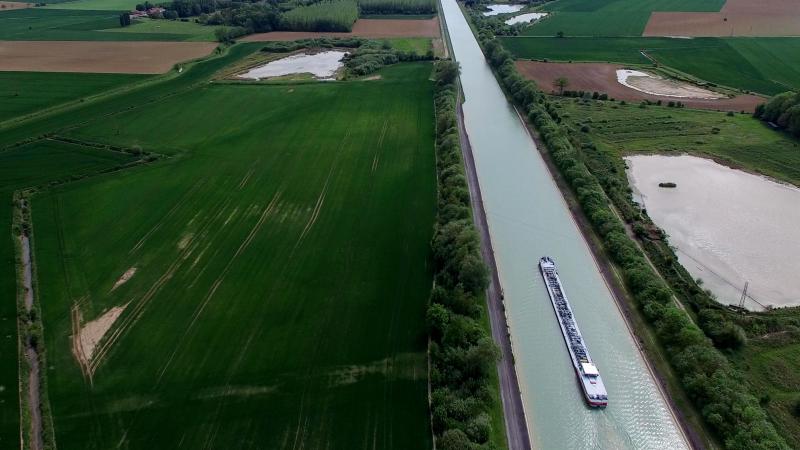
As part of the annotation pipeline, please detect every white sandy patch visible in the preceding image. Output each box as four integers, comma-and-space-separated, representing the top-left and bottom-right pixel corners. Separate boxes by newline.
78, 304, 128, 361
505, 12, 547, 25
616, 69, 722, 99
237, 51, 347, 80
110, 267, 137, 292
483, 4, 523, 16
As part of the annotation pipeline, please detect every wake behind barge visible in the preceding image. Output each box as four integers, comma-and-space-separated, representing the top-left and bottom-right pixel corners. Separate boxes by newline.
539, 256, 608, 407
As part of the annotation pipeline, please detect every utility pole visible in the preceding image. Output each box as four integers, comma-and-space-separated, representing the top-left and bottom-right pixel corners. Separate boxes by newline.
738, 281, 749, 310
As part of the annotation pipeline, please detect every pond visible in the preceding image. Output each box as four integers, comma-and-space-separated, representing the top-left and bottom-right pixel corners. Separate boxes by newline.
482, 4, 524, 16
237, 51, 347, 80
626, 154, 800, 309
505, 12, 548, 25
616, 69, 720, 99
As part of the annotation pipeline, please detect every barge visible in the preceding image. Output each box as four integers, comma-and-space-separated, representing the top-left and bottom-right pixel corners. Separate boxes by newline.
539, 256, 608, 407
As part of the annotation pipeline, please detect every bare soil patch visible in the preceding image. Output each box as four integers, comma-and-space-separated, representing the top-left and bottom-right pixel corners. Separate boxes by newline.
0, 1, 31, 10
644, 0, 800, 37
242, 18, 440, 41
516, 61, 764, 112
0, 41, 217, 74
71, 303, 128, 379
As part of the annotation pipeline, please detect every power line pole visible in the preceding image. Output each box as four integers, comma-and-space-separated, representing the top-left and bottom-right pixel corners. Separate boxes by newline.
738, 281, 749, 310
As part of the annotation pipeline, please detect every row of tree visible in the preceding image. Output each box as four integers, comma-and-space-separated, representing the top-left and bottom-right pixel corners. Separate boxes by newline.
428, 60, 502, 450
469, 7, 788, 450
755, 91, 800, 137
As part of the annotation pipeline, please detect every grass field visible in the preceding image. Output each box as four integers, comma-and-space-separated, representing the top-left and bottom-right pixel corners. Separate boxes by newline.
44, 0, 137, 10
523, 0, 725, 36
0, 72, 147, 123
0, 139, 139, 447
552, 97, 800, 185
387, 37, 432, 54
733, 335, 800, 449
98, 17, 217, 40
23, 60, 436, 449
501, 37, 800, 95
0, 8, 212, 40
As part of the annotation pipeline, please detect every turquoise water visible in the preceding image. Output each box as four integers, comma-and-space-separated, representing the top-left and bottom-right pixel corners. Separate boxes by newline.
439, 0, 690, 448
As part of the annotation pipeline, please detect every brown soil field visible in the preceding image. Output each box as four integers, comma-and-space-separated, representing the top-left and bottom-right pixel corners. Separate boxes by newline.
242, 18, 440, 42
644, 0, 800, 36
516, 61, 764, 112
0, 1, 31, 10
0, 41, 218, 73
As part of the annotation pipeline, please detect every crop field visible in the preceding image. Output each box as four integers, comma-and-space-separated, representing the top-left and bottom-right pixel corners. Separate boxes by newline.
0, 72, 147, 123
0, 40, 217, 73
501, 37, 800, 95
44, 0, 138, 10
552, 97, 800, 185
644, 0, 800, 37
20, 60, 436, 449
0, 8, 213, 40
0, 139, 140, 446
522, 0, 725, 37
97, 17, 217, 41
515, 61, 763, 112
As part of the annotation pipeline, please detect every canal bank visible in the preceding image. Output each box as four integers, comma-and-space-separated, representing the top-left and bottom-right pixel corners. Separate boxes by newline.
439, 0, 690, 448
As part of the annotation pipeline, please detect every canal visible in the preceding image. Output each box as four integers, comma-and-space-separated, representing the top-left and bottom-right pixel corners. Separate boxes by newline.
438, 0, 690, 448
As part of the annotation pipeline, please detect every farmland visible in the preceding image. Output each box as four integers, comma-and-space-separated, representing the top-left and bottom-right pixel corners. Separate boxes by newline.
0, 72, 147, 123
6, 49, 437, 449
501, 37, 800, 95
0, 139, 141, 446
98, 17, 217, 41
0, 9, 214, 41
523, 0, 725, 37
44, 0, 138, 10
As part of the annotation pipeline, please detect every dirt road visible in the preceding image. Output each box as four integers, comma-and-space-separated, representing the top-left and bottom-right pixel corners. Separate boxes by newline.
456, 93, 532, 450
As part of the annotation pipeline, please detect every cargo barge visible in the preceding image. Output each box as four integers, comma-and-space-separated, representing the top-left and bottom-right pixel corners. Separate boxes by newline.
539, 256, 608, 407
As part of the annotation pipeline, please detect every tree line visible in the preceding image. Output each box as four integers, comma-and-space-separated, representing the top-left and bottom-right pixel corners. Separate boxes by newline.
468, 6, 789, 450
755, 91, 800, 138
427, 60, 504, 450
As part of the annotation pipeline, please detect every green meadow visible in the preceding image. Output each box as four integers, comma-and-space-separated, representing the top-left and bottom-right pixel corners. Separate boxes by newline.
0, 72, 148, 124
0, 9, 211, 40
501, 37, 800, 95
11, 53, 437, 449
524, 0, 724, 37
552, 97, 800, 185
44, 0, 138, 10
97, 17, 217, 40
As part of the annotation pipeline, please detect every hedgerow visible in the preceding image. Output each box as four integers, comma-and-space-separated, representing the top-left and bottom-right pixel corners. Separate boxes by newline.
428, 60, 502, 450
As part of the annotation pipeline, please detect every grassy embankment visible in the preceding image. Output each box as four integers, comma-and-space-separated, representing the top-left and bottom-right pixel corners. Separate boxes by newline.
522, 0, 725, 37
24, 60, 436, 448
500, 36, 800, 96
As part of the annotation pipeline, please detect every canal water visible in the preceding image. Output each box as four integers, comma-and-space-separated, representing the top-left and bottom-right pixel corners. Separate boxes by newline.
439, 0, 690, 448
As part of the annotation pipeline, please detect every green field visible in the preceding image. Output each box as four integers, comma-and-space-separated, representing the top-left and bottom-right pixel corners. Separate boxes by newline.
0, 8, 212, 40
0, 139, 139, 447
98, 17, 217, 40
0, 72, 148, 124
44, 0, 138, 10
524, 0, 724, 36
501, 37, 800, 95
15, 58, 436, 449
552, 97, 800, 185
